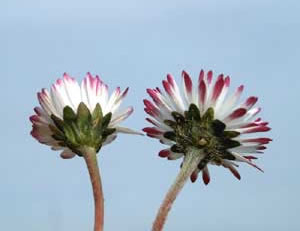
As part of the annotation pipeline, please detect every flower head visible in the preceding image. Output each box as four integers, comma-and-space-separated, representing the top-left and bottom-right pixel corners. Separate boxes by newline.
143, 70, 271, 184
30, 72, 138, 158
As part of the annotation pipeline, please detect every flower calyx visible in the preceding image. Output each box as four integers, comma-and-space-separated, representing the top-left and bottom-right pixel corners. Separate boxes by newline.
163, 104, 241, 165
49, 102, 116, 156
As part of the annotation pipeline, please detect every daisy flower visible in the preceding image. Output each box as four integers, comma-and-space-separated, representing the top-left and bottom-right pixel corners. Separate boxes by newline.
30, 72, 138, 158
30, 72, 139, 231
143, 70, 271, 231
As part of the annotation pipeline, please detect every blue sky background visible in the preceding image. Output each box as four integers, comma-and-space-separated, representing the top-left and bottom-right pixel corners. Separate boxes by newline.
1, 0, 299, 230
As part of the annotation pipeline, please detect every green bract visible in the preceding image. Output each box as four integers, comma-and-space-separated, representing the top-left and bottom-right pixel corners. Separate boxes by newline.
163, 104, 241, 167
49, 102, 116, 156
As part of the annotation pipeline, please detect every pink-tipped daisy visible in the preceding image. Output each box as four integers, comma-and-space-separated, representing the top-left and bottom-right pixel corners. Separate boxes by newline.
30, 72, 140, 231
145, 70, 272, 231
30, 72, 139, 158
144, 70, 271, 185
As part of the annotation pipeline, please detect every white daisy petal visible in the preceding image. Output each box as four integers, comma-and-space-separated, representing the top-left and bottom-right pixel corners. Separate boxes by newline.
109, 87, 128, 114
84, 73, 99, 111
217, 85, 244, 120
38, 89, 58, 117
62, 73, 81, 110
110, 106, 134, 127
115, 126, 144, 135
162, 75, 185, 113
182, 70, 194, 106
80, 77, 90, 110
105, 87, 121, 114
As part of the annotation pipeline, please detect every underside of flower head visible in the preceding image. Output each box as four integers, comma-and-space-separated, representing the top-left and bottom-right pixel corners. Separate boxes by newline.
30, 73, 139, 158
143, 70, 272, 185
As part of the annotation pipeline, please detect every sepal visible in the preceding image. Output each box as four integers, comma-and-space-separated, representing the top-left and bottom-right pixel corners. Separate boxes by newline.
48, 103, 116, 156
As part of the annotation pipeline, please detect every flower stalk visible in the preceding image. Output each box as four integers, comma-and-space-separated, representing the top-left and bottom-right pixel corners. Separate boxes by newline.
152, 147, 204, 231
81, 146, 104, 231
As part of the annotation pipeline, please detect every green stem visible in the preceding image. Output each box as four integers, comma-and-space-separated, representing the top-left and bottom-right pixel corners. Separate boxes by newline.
152, 148, 204, 231
82, 146, 104, 231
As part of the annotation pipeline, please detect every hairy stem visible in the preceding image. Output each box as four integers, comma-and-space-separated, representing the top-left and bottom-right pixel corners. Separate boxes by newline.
152, 148, 204, 231
82, 146, 104, 231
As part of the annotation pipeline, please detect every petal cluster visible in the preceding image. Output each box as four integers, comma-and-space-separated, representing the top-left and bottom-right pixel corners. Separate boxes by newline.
30, 73, 136, 158
143, 70, 271, 184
